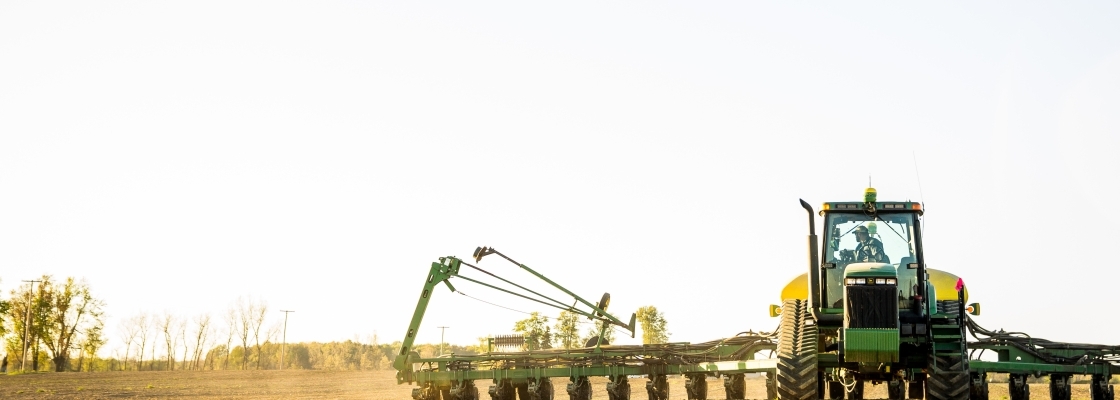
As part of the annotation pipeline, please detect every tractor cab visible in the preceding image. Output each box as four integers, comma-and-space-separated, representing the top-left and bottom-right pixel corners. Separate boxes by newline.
817, 189, 929, 326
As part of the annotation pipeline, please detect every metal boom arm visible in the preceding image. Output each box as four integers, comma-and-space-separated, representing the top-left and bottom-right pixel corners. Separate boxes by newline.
392, 257, 460, 376
394, 249, 639, 383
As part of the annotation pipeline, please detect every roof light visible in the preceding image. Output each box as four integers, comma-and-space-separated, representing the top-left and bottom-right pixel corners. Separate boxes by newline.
864, 187, 877, 203
822, 203, 831, 210
912, 203, 922, 211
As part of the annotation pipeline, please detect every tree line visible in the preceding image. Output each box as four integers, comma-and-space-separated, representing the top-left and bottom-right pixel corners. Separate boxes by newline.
1, 275, 491, 373
2, 275, 668, 373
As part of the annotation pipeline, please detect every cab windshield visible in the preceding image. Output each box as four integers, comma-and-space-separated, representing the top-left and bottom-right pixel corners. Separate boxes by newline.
822, 212, 919, 308
824, 213, 917, 265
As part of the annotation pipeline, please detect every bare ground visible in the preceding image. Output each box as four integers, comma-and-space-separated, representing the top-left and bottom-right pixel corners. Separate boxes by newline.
1, 370, 1098, 399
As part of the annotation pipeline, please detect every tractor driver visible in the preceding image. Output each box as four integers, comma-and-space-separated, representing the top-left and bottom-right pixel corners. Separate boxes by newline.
853, 225, 889, 263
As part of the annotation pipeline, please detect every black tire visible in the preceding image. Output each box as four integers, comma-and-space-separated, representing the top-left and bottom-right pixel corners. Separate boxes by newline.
908, 380, 924, 400
584, 337, 608, 347
775, 299, 818, 400
567, 377, 591, 400
529, 379, 554, 400
829, 381, 845, 400
970, 372, 989, 400
1009, 374, 1030, 400
765, 372, 778, 400
517, 384, 530, 400
888, 381, 906, 400
685, 374, 707, 400
491, 380, 516, 400
1049, 375, 1071, 400
724, 374, 746, 400
646, 375, 669, 400
454, 381, 480, 400
608, 376, 630, 400
926, 355, 968, 400
542, 378, 555, 400
1092, 375, 1115, 400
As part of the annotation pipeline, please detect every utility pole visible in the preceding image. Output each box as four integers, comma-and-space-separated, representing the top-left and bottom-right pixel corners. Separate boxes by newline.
280, 310, 294, 370
437, 326, 450, 356
20, 279, 41, 372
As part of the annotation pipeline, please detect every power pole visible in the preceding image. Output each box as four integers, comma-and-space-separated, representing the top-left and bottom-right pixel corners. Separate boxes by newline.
437, 326, 450, 356
20, 279, 41, 372
279, 310, 294, 370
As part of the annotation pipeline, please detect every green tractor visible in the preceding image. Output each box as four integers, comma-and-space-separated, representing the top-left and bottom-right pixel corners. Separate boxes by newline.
772, 188, 979, 400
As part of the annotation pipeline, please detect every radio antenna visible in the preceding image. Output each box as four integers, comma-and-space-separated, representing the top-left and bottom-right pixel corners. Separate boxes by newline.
912, 151, 926, 230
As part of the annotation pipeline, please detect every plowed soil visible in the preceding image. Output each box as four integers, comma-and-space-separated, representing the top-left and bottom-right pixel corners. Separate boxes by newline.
0, 370, 1098, 399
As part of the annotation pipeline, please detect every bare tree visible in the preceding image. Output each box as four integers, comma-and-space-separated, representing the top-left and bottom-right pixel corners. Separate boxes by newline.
178, 317, 189, 371
235, 297, 253, 370
149, 334, 156, 371
250, 299, 268, 369
160, 312, 176, 371
191, 313, 211, 370
135, 313, 150, 371
118, 316, 140, 371
265, 321, 283, 369
223, 306, 236, 370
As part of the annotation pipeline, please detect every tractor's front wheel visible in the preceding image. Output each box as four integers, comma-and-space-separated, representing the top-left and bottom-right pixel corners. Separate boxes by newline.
926, 355, 969, 400
774, 299, 818, 400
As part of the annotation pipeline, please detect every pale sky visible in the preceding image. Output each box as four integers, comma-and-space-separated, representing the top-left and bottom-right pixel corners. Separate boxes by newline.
2, 2, 1118, 358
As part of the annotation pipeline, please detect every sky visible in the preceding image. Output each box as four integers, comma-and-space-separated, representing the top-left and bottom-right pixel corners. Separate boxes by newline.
2, 2, 1119, 358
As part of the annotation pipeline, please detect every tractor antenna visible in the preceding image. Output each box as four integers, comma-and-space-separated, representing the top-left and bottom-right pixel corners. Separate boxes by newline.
912, 151, 927, 229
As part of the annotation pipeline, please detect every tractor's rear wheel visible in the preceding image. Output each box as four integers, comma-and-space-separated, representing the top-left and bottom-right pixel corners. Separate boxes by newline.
926, 355, 968, 400
774, 299, 818, 400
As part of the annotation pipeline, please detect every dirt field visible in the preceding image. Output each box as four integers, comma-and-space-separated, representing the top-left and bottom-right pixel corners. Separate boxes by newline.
0, 369, 1099, 399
